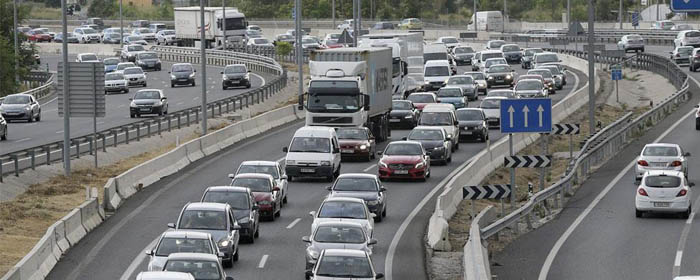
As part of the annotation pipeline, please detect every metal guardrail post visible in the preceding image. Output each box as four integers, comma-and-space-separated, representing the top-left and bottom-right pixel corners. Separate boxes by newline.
29, 150, 35, 170
158, 118, 162, 135
101, 133, 106, 152
177, 113, 182, 129
11, 155, 19, 177
74, 140, 80, 159
44, 145, 51, 165
136, 124, 141, 141
125, 127, 130, 144
147, 120, 152, 136
89, 136, 94, 155
112, 129, 118, 147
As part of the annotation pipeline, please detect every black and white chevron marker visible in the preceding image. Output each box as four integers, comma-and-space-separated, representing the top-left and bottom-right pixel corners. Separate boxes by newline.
504, 155, 552, 168
552, 123, 580, 135
463, 185, 512, 200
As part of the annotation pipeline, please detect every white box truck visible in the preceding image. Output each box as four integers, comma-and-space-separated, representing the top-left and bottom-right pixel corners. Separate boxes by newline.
359, 32, 424, 99
469, 11, 504, 32
304, 47, 393, 141
174, 7, 247, 48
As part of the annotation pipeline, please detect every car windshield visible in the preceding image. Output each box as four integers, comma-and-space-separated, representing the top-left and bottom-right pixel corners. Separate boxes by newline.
643, 146, 679, 156
123, 68, 143, 75
33, 30, 44, 34
454, 47, 474, 54
540, 66, 560, 75
139, 53, 158, 59
162, 30, 175, 35
315, 255, 373, 278
408, 129, 444, 140
448, 77, 473, 85
485, 60, 506, 68
535, 54, 559, 63
392, 101, 412, 110
127, 35, 143, 41
127, 45, 145, 51
103, 58, 119, 65
515, 81, 542, 90
2, 95, 30, 104
679, 47, 694, 55
173, 65, 193, 72
230, 178, 271, 192
105, 73, 124, 81
489, 65, 510, 73
224, 65, 247, 74
155, 238, 213, 256
529, 70, 552, 79
202, 191, 249, 210
237, 165, 279, 179
628, 35, 643, 41
336, 128, 367, 140
645, 175, 681, 188
407, 94, 435, 103
247, 30, 261, 36
302, 38, 316, 44
384, 143, 423, 155
420, 112, 453, 125
117, 63, 135, 70
456, 110, 483, 121
524, 49, 543, 56
425, 66, 449, 77
502, 45, 519, 52
437, 88, 462, 97
465, 72, 485, 80
83, 29, 97, 34
178, 210, 227, 230
289, 137, 330, 153
318, 201, 367, 219
253, 38, 269, 44
308, 93, 359, 111
326, 39, 339, 44
314, 225, 366, 243
489, 41, 505, 48
442, 37, 458, 43
134, 91, 160, 99
81, 54, 98, 61
480, 99, 501, 109
164, 260, 221, 280
333, 178, 377, 191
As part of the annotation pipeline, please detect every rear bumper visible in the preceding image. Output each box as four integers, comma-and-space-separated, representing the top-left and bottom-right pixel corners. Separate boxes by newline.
636, 198, 690, 213
286, 165, 334, 178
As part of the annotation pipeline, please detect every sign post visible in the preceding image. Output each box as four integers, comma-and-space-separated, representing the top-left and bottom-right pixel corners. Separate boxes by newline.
611, 64, 623, 102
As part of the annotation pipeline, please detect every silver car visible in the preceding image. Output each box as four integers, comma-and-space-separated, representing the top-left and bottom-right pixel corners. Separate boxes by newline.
0, 94, 41, 122
310, 197, 375, 241
634, 143, 690, 181
302, 221, 376, 270
162, 253, 234, 280
305, 249, 383, 280
233, 160, 289, 205
104, 72, 129, 94
123, 67, 148, 87
146, 230, 220, 272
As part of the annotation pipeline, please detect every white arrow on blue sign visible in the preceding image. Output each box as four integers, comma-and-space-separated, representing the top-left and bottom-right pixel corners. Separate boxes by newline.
500, 98, 552, 133
671, 0, 700, 12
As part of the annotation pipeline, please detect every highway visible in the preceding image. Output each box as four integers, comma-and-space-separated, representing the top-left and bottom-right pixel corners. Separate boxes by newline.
491, 42, 700, 279
44, 62, 586, 279
0, 54, 269, 154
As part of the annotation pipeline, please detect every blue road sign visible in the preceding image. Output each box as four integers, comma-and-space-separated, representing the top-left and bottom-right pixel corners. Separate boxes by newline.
632, 13, 639, 27
671, 0, 700, 12
500, 99, 552, 133
612, 69, 622, 80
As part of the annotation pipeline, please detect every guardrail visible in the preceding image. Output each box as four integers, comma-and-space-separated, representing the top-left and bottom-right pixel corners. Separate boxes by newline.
224, 43, 310, 64
0, 71, 55, 104
0, 48, 287, 182
464, 49, 692, 279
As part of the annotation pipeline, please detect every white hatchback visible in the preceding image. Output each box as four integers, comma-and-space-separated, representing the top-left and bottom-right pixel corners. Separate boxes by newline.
634, 143, 690, 181
635, 170, 692, 218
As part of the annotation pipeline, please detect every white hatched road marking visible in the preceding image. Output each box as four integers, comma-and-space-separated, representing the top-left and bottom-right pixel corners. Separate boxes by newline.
286, 218, 301, 229
258, 254, 269, 268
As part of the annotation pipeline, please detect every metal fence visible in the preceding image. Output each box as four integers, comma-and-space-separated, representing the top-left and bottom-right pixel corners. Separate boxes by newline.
223, 43, 311, 64
0, 71, 55, 104
465, 49, 692, 279
0, 48, 287, 181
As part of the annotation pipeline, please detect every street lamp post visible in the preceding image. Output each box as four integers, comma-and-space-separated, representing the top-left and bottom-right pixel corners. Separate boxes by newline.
587, 0, 595, 135
200, 0, 207, 135
119, 0, 123, 49
13, 0, 19, 84
61, 0, 71, 175
222, 0, 225, 50
619, 0, 623, 29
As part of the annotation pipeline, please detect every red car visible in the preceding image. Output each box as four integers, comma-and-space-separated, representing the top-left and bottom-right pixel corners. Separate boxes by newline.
407, 92, 437, 111
27, 30, 52, 42
336, 127, 376, 162
230, 173, 282, 221
377, 141, 431, 181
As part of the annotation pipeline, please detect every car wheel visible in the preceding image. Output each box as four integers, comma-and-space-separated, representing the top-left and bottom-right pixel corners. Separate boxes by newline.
254, 225, 260, 238
233, 248, 239, 261
192, 81, 196, 87
143, 82, 147, 87
248, 234, 255, 244
382, 206, 387, 217
374, 212, 383, 222
35, 113, 40, 122
682, 206, 691, 219
222, 85, 227, 90
269, 209, 276, 221
222, 256, 233, 268
455, 141, 459, 150
246, 84, 251, 89
275, 206, 281, 217
283, 194, 288, 204
171, 82, 175, 88
130, 113, 135, 118
635, 209, 643, 218
27, 113, 33, 123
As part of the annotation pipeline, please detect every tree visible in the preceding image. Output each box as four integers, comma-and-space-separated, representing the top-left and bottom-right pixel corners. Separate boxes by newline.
0, 0, 36, 97
88, 0, 117, 18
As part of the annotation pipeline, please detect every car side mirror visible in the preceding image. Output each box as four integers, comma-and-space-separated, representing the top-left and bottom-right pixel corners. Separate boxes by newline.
232, 224, 241, 230
281, 175, 288, 180
167, 71, 171, 73
282, 147, 288, 153
167, 223, 175, 228
370, 213, 377, 218
684, 152, 691, 157
302, 236, 311, 243
309, 211, 316, 217
248, 70, 251, 73
377, 151, 382, 156
228, 173, 235, 178
273, 186, 280, 191
305, 270, 314, 278
401, 137, 407, 140
252, 205, 259, 210
454, 120, 459, 125
446, 136, 452, 141
325, 186, 332, 191
144, 249, 153, 256
691, 182, 696, 187
695, 105, 700, 108
220, 71, 223, 74
380, 187, 387, 192
333, 148, 340, 154
376, 273, 385, 279
368, 239, 378, 245
129, 98, 133, 101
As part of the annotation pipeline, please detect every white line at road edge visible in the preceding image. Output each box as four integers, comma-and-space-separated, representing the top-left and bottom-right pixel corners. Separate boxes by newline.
537, 109, 696, 280
119, 237, 159, 280
13, 138, 31, 143
672, 197, 700, 277
258, 254, 269, 268
675, 250, 683, 267
286, 218, 302, 229
250, 73, 266, 87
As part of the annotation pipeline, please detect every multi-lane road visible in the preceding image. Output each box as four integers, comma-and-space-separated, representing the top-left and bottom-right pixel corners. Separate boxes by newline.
44, 62, 586, 279
0, 54, 269, 154
492, 42, 700, 279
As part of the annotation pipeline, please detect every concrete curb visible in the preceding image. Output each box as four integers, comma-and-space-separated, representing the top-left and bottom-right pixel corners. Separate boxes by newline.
184, 139, 205, 162
0, 267, 19, 280
16, 233, 57, 280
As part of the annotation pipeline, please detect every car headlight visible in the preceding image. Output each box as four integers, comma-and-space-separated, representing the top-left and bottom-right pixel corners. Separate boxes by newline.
424, 81, 430, 84
506, 75, 512, 79
238, 217, 250, 224
245, 73, 250, 80
404, 115, 413, 119
321, 161, 331, 166
219, 240, 229, 247
286, 160, 296, 166
434, 146, 445, 151
366, 200, 379, 206
415, 162, 425, 169
24, 105, 31, 111
306, 247, 320, 260
130, 101, 136, 107
222, 75, 227, 80
359, 144, 368, 150
378, 161, 388, 168
488, 76, 494, 80
189, 73, 195, 78
154, 101, 162, 106
170, 75, 176, 79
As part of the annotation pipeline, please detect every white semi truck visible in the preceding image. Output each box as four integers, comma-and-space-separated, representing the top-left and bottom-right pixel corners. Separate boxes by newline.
360, 32, 424, 99
304, 47, 393, 141
174, 7, 247, 48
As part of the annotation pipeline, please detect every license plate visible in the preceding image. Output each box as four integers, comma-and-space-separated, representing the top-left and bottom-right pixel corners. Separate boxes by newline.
654, 202, 670, 207
462, 131, 472, 135
140, 108, 150, 112
394, 170, 409, 174
300, 168, 315, 173
179, 78, 188, 81
651, 162, 667, 167
341, 149, 354, 153
390, 119, 401, 122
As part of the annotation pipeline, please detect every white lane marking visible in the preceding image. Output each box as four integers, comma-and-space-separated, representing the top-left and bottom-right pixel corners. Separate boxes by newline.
537, 109, 696, 280
55, 130, 63, 134
675, 250, 683, 267
119, 237, 160, 280
286, 218, 302, 229
13, 137, 31, 143
672, 197, 699, 277
43, 96, 58, 105
251, 73, 266, 87
118, 105, 125, 108
363, 164, 376, 172
193, 97, 199, 101
570, 69, 580, 94
258, 254, 269, 268
177, 102, 184, 105
686, 212, 695, 225
97, 121, 105, 125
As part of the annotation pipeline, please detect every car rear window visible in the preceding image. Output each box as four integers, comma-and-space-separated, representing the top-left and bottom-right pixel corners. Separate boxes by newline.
643, 146, 678, 156
645, 175, 681, 188
687, 31, 700, 37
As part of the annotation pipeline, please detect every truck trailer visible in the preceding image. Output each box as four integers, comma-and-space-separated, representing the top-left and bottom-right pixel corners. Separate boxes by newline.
360, 32, 424, 99
174, 7, 247, 48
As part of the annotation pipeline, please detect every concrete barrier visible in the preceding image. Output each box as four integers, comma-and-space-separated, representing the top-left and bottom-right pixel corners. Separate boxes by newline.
50, 220, 69, 254
79, 198, 103, 232
16, 233, 57, 279
254, 110, 274, 133
200, 132, 221, 156
239, 119, 262, 138
0, 267, 19, 280
103, 178, 122, 211
215, 122, 245, 149
61, 208, 86, 246
183, 138, 205, 162
46, 224, 62, 260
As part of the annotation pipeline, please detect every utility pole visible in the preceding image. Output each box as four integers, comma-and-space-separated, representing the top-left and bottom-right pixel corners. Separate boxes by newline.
503, 0, 507, 32
656, 0, 660, 21
332, 0, 335, 29
567, 0, 570, 26
353, 0, 358, 46
13, 0, 19, 84
358, 0, 362, 36
222, 0, 226, 50
61, 0, 71, 175
119, 0, 123, 49
295, 0, 303, 110
587, 0, 595, 135
200, 0, 207, 136
474, 0, 477, 31
619, 0, 623, 29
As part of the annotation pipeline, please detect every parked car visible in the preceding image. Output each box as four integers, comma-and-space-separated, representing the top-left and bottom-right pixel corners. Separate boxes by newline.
634, 143, 690, 181
101, 32, 120, 44
0, 115, 6, 140
436, 87, 467, 109
377, 141, 431, 181
327, 173, 386, 219
302, 222, 376, 270
479, 96, 506, 128
33, 28, 55, 39
104, 72, 129, 94
463, 71, 488, 94
169, 63, 196, 87
406, 126, 452, 165
618, 34, 645, 53
500, 44, 522, 63
521, 48, 544, 69
389, 100, 419, 128
201, 186, 260, 243
26, 29, 52, 42
135, 52, 162, 71
229, 173, 282, 221
514, 79, 547, 98
121, 44, 146, 62
671, 46, 693, 65
221, 64, 251, 89
129, 89, 167, 117
123, 67, 148, 87
485, 64, 516, 88
162, 253, 235, 279
145, 230, 220, 271
446, 75, 478, 101
406, 92, 437, 111
635, 170, 692, 218
76, 53, 99, 63
310, 197, 375, 239
103, 57, 121, 73
124, 35, 148, 45
73, 27, 101, 43
156, 30, 179, 45
371, 21, 394, 30
0, 94, 41, 122
399, 18, 423, 30
456, 108, 488, 142
336, 127, 376, 161
167, 203, 241, 268
451, 46, 476, 66
54, 32, 79, 43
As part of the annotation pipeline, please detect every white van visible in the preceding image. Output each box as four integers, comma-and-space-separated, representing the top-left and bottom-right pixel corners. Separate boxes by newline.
474, 50, 504, 71
283, 126, 342, 182
419, 104, 460, 150
423, 60, 452, 91
469, 11, 504, 32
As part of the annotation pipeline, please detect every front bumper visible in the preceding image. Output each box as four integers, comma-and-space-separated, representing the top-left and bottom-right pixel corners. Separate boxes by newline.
389, 116, 415, 127
172, 78, 194, 85
423, 82, 446, 91
286, 165, 334, 178
223, 79, 251, 87
130, 106, 163, 115
1, 112, 30, 120
505, 54, 522, 63
257, 203, 275, 217
636, 197, 690, 213
237, 221, 255, 237
378, 166, 427, 180
487, 77, 514, 87
427, 149, 448, 161
127, 78, 146, 86
486, 118, 500, 128
460, 126, 487, 138
105, 85, 128, 92
138, 63, 161, 70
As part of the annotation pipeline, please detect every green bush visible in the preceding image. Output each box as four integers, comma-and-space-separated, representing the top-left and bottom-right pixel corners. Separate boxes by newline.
276, 42, 292, 56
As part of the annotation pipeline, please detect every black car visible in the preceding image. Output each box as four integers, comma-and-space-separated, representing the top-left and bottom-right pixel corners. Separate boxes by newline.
135, 51, 162, 71
371, 21, 395, 30
456, 108, 488, 142
0, 115, 6, 141
405, 126, 452, 165
129, 89, 168, 118
389, 100, 419, 128
486, 64, 516, 88
521, 48, 544, 69
221, 64, 251, 89
327, 173, 387, 221
451, 46, 475, 66
169, 63, 195, 87
54, 32, 79, 43
201, 186, 260, 243
500, 44, 522, 64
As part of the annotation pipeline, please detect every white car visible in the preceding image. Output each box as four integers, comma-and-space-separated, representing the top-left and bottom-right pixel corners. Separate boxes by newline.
306, 249, 383, 280
124, 35, 148, 46
310, 197, 375, 240
617, 34, 645, 53
73, 27, 101, 44
115, 62, 137, 73
674, 30, 700, 48
76, 53, 100, 63
634, 143, 690, 181
479, 96, 506, 128
302, 221, 376, 270
233, 160, 289, 204
635, 170, 692, 218
121, 44, 146, 62
337, 19, 354, 30
483, 58, 508, 73
531, 52, 561, 70
104, 72, 129, 94
135, 271, 195, 280
132, 27, 156, 41
122, 67, 147, 87
670, 46, 693, 65
247, 37, 273, 47
156, 29, 178, 45
485, 40, 506, 50
435, 36, 459, 49
473, 50, 504, 71
146, 230, 220, 272
423, 60, 452, 91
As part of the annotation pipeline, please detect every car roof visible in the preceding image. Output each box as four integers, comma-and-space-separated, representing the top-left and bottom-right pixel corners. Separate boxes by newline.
413, 126, 446, 132
481, 50, 503, 54
204, 186, 249, 193
233, 173, 274, 180
387, 140, 423, 147
173, 63, 193, 66
165, 252, 220, 262
644, 143, 680, 148
136, 271, 195, 280
483, 96, 508, 100
124, 67, 143, 71
240, 160, 277, 166
423, 103, 455, 111
161, 230, 212, 239
425, 60, 450, 67
336, 173, 377, 179
322, 249, 368, 257
184, 202, 229, 211
294, 126, 335, 137
449, 75, 473, 79
456, 108, 485, 113
316, 220, 366, 228
517, 79, 542, 83
324, 196, 367, 203
409, 92, 436, 96
440, 86, 462, 91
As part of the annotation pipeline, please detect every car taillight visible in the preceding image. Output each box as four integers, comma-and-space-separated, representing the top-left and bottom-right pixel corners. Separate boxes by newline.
671, 161, 682, 167
677, 53, 681, 57
637, 160, 649, 166
677, 189, 688, 197
638, 188, 649, 196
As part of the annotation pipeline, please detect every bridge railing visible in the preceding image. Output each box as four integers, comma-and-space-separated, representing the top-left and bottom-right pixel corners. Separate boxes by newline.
0, 71, 55, 104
